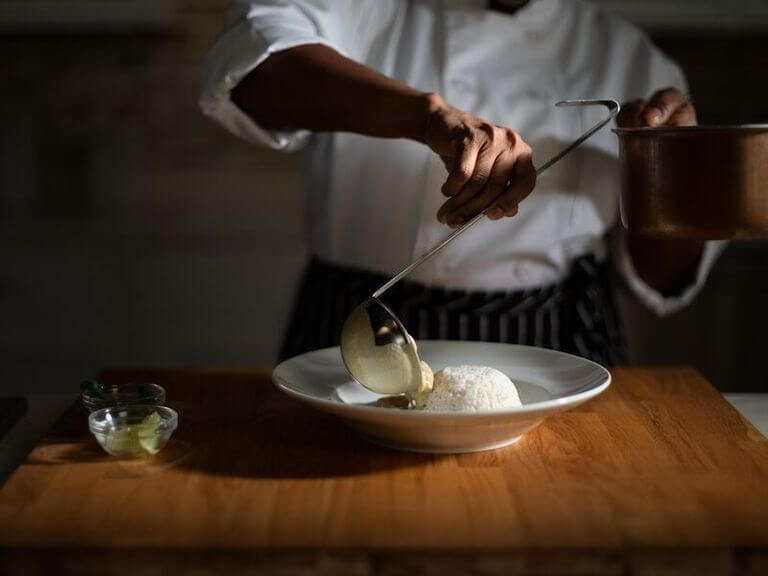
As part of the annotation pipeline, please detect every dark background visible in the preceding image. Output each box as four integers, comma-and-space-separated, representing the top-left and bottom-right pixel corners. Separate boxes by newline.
1, 0, 766, 395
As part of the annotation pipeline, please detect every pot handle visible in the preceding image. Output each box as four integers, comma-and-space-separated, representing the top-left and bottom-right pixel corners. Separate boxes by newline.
536, 99, 620, 173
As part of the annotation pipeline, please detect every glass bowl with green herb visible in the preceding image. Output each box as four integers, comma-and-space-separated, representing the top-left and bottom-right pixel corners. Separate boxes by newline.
80, 380, 165, 412
88, 405, 178, 458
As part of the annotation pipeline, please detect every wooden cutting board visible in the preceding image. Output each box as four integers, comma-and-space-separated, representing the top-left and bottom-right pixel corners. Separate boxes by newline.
1, 366, 767, 575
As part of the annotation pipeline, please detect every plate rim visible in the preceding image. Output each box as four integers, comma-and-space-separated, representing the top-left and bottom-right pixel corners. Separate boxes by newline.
272, 342, 611, 418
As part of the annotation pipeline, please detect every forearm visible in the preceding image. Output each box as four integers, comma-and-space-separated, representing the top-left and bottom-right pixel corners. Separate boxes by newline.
231, 43, 536, 226
231, 44, 437, 142
628, 235, 705, 296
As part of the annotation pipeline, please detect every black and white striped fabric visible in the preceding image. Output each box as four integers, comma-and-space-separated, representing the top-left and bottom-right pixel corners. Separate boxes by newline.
279, 255, 627, 366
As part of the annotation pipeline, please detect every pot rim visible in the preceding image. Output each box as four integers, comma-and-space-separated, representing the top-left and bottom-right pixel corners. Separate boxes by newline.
613, 124, 768, 135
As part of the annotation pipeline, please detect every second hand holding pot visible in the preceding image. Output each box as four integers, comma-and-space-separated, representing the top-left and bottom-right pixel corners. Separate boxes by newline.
340, 99, 620, 405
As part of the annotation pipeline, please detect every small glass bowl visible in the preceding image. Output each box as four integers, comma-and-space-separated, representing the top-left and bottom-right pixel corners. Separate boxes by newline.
81, 381, 166, 412
88, 405, 178, 458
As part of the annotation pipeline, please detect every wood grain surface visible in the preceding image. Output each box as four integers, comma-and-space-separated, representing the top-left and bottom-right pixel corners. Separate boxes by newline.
1, 366, 767, 575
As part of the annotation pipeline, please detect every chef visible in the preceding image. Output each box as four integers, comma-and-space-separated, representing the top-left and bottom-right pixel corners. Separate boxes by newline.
200, 0, 723, 365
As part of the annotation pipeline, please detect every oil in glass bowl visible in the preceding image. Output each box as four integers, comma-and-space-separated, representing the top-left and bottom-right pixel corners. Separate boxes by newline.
88, 405, 178, 458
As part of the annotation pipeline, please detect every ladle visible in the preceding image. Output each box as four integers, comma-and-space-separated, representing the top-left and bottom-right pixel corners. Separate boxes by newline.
340, 100, 620, 401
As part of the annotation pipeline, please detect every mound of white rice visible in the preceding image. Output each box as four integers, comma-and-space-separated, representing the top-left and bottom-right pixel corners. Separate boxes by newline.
424, 365, 521, 412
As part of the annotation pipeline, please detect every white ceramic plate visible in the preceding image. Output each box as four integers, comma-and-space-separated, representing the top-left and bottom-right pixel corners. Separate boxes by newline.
272, 341, 611, 454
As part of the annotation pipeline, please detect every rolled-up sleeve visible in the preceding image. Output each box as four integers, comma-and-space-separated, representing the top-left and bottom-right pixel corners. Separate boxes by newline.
614, 232, 727, 317
200, 0, 373, 150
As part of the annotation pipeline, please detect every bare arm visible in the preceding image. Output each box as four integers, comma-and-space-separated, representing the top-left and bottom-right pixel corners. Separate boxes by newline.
617, 88, 705, 296
232, 44, 434, 141
231, 44, 535, 227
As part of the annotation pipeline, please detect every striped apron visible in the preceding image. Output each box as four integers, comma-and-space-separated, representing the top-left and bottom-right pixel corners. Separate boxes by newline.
279, 254, 627, 366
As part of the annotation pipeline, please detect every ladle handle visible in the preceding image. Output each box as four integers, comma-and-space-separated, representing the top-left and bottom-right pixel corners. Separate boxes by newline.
372, 99, 620, 299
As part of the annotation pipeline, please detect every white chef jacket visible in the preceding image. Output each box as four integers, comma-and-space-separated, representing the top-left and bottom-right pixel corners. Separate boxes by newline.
200, 0, 724, 316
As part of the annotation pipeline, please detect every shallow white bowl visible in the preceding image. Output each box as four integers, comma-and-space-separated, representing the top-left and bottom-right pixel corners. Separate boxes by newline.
272, 341, 611, 454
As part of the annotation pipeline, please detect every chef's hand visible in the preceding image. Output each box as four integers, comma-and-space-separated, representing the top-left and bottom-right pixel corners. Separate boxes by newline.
617, 87, 697, 128
424, 94, 536, 228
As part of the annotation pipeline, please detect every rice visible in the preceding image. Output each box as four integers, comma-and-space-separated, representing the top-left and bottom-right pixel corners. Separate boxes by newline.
423, 365, 521, 412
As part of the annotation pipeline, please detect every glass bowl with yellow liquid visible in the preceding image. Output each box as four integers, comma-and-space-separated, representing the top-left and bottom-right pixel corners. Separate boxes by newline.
88, 405, 178, 458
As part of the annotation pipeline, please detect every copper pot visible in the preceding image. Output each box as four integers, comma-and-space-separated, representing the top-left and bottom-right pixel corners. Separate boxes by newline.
614, 125, 768, 239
